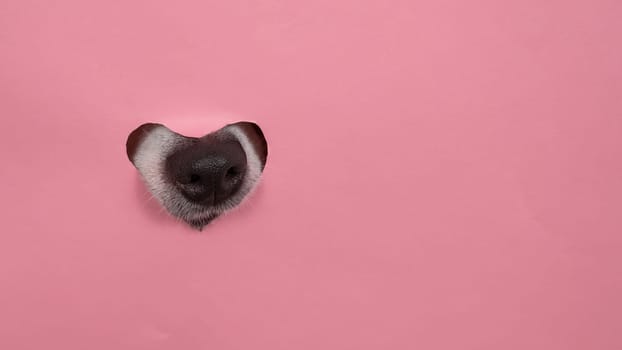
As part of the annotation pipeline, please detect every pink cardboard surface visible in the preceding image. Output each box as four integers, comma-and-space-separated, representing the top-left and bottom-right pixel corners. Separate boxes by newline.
1, 0, 621, 349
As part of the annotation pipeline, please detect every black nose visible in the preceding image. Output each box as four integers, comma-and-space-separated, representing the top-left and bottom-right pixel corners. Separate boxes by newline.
165, 139, 247, 204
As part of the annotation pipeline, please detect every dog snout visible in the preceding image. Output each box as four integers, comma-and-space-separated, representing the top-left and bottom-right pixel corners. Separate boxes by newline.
166, 139, 247, 205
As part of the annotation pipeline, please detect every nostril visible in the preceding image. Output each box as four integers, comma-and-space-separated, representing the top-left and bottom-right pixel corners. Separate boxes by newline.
225, 167, 239, 180
189, 174, 200, 183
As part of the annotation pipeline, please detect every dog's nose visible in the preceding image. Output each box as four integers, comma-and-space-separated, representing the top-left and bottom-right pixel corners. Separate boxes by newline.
166, 140, 247, 204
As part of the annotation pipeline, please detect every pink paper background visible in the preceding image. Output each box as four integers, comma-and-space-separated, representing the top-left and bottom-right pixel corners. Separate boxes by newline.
1, 0, 621, 349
